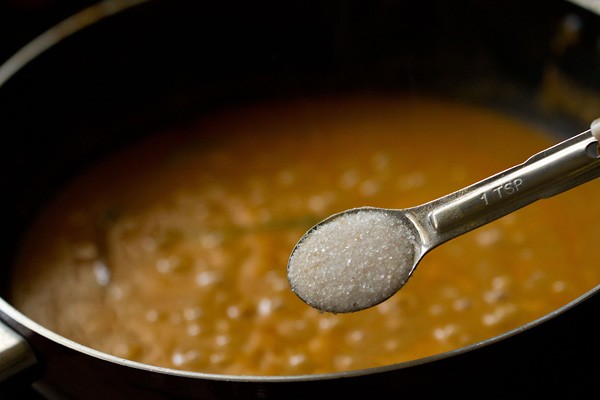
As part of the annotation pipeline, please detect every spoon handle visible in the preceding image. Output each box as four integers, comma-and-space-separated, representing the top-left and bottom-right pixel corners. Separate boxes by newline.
421, 126, 600, 247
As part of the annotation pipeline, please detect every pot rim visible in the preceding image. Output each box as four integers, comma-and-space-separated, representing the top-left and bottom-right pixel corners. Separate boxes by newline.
0, 0, 148, 88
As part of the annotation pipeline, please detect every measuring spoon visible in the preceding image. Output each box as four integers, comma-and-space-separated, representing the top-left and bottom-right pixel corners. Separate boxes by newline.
287, 120, 600, 313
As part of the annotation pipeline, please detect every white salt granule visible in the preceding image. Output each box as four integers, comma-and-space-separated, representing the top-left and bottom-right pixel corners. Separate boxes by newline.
288, 208, 417, 313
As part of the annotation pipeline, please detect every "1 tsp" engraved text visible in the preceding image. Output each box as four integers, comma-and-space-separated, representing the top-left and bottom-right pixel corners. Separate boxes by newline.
480, 178, 523, 205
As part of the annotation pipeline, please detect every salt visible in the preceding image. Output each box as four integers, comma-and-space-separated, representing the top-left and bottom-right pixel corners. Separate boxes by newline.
287, 208, 417, 313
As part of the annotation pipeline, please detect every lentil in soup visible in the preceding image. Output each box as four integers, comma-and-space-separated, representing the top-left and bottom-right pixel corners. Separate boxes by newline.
10, 96, 600, 375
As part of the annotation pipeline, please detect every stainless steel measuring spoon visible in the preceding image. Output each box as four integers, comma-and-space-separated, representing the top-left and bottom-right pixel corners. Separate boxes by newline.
288, 119, 600, 313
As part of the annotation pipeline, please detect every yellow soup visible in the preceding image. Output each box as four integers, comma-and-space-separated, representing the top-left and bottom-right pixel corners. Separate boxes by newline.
10, 95, 600, 375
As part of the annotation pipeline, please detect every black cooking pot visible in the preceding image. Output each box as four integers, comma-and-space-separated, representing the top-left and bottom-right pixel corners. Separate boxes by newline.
1, 0, 600, 398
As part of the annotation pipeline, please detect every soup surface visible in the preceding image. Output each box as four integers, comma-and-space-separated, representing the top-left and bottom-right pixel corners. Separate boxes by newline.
10, 95, 600, 375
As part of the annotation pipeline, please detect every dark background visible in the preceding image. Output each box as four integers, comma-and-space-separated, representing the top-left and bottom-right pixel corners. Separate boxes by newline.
0, 0, 100, 64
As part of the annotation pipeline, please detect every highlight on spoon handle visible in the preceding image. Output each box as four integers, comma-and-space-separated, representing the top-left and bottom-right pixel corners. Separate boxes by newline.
425, 128, 600, 244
